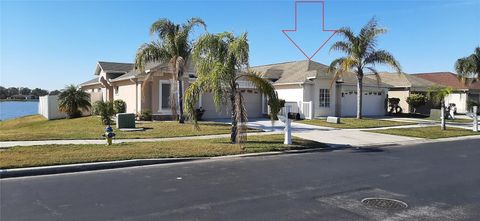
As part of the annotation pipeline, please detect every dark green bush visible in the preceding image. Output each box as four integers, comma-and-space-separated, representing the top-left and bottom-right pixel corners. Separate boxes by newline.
113, 99, 127, 114
95, 101, 115, 125
91, 100, 104, 115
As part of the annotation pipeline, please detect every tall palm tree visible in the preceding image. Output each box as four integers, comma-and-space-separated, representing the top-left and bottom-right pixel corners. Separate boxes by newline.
135, 18, 206, 123
328, 18, 401, 119
58, 85, 91, 118
455, 47, 480, 83
184, 32, 281, 144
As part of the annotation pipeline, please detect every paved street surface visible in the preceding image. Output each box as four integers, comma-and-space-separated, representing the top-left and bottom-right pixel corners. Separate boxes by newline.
2, 139, 480, 220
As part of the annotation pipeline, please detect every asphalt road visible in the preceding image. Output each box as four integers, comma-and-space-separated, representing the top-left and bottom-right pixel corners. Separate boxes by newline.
2, 139, 480, 221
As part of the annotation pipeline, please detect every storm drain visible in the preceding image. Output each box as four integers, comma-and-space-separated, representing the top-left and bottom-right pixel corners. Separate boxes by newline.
361, 198, 408, 209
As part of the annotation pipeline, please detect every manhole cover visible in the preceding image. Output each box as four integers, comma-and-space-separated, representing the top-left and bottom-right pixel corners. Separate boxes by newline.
361, 198, 408, 209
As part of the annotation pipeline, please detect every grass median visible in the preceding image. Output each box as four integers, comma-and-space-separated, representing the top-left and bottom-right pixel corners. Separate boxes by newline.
0, 134, 327, 169
298, 118, 415, 129
0, 115, 260, 141
369, 126, 479, 139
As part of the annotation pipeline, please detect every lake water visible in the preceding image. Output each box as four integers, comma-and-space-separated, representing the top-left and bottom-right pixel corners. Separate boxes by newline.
0, 101, 39, 121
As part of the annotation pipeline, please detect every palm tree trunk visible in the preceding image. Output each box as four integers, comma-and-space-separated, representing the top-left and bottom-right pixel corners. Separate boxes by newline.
178, 78, 185, 124
356, 75, 363, 119
230, 89, 238, 144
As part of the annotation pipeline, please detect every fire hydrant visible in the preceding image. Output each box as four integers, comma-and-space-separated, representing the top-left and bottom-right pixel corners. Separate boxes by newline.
103, 125, 116, 145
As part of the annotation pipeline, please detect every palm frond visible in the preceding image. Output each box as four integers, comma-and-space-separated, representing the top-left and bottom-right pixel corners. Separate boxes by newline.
240, 71, 280, 120
364, 50, 401, 73
365, 67, 381, 87
134, 42, 170, 71
329, 41, 352, 54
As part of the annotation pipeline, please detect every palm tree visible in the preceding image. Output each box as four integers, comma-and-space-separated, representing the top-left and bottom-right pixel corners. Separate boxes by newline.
135, 18, 206, 123
455, 47, 480, 83
328, 18, 401, 119
184, 32, 281, 144
58, 85, 91, 118
428, 86, 453, 130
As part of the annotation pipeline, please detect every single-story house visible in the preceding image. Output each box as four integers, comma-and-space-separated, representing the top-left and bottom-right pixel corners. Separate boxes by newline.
80, 61, 267, 120
365, 72, 437, 114
412, 72, 480, 114
250, 60, 390, 118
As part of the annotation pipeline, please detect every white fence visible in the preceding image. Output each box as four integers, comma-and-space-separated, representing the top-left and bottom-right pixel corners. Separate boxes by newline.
38, 95, 67, 120
281, 101, 313, 120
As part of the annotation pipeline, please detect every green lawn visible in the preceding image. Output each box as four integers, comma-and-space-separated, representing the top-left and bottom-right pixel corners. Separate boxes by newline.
0, 134, 326, 169
298, 118, 416, 129
426, 117, 474, 123
369, 126, 479, 139
0, 115, 259, 141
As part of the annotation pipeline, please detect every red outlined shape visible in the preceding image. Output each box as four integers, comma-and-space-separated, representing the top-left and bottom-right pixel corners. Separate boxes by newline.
282, 0, 338, 60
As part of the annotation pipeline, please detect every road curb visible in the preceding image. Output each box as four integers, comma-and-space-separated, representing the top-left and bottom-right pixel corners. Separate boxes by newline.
0, 158, 202, 179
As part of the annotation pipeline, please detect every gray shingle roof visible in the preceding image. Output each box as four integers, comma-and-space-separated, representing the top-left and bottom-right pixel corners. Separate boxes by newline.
251, 60, 329, 84
98, 61, 134, 73
250, 60, 388, 87
365, 72, 437, 90
79, 77, 100, 86
111, 70, 142, 82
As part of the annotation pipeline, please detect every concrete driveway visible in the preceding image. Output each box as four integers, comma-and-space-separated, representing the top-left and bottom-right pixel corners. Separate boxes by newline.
245, 118, 423, 147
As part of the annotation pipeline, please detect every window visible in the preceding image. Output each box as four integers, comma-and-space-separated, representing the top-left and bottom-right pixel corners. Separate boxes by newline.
319, 89, 330, 108
161, 83, 171, 109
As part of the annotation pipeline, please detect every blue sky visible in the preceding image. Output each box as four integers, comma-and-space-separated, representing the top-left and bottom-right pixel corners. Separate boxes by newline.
1, 0, 479, 90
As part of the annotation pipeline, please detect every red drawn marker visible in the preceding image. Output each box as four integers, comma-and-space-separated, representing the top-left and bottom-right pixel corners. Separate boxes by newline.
282, 0, 338, 60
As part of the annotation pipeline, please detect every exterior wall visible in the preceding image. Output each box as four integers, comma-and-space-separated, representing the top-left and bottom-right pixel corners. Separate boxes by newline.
388, 89, 410, 113
445, 92, 468, 114
311, 79, 337, 117
112, 80, 139, 114
275, 84, 304, 103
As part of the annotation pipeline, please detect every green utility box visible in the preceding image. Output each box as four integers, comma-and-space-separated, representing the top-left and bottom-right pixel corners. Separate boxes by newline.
116, 113, 136, 129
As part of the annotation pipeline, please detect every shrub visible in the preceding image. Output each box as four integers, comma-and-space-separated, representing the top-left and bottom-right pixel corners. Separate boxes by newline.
95, 101, 115, 125
58, 85, 91, 118
113, 99, 127, 114
91, 100, 104, 115
138, 109, 152, 121
406, 94, 427, 113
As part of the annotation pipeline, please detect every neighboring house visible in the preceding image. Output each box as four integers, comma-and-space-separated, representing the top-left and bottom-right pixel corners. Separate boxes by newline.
412, 72, 480, 114
251, 60, 390, 118
365, 73, 437, 114
80, 61, 265, 120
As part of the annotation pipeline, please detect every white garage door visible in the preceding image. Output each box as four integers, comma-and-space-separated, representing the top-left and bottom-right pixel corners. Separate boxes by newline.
201, 89, 263, 120
341, 91, 386, 116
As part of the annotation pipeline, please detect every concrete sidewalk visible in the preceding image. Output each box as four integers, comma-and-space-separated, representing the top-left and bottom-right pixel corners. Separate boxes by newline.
0, 131, 280, 148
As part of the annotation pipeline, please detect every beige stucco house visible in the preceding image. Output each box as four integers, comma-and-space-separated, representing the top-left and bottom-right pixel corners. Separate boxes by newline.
365, 72, 437, 114
367, 72, 480, 114
80, 61, 266, 120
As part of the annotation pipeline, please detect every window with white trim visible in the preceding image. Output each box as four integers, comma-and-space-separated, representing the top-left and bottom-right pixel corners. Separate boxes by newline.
319, 89, 330, 108
161, 82, 171, 109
